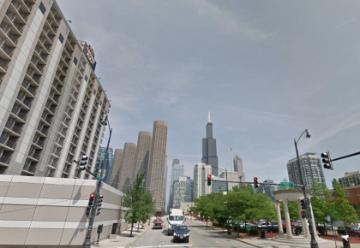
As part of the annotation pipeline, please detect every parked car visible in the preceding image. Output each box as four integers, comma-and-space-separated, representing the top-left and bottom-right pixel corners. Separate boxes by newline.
153, 217, 163, 229
173, 225, 190, 243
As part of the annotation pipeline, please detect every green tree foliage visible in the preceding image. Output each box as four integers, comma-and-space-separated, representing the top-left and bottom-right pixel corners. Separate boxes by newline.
310, 181, 358, 225
123, 174, 154, 236
191, 186, 276, 227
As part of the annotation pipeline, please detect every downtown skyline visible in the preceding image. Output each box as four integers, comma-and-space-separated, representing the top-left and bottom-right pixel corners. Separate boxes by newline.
58, 0, 360, 187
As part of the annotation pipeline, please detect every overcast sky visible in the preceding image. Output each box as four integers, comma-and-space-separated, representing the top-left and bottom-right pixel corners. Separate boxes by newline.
58, 0, 360, 187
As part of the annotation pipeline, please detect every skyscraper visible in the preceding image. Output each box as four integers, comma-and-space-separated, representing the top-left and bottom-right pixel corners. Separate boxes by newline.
193, 163, 212, 199
172, 176, 193, 208
133, 131, 152, 180
146, 120, 168, 213
201, 113, 219, 175
169, 158, 184, 209
287, 152, 325, 189
171, 159, 184, 185
0, 0, 110, 178
110, 148, 123, 189
118, 142, 137, 192
233, 155, 245, 181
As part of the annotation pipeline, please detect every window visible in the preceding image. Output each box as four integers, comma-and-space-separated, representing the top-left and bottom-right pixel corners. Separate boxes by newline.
39, 2, 46, 14
59, 34, 64, 43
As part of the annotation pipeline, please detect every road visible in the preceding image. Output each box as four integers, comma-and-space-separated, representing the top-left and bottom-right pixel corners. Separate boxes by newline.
128, 218, 253, 248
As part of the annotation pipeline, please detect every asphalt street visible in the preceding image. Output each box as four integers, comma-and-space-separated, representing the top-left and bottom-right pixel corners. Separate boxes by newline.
128, 218, 253, 248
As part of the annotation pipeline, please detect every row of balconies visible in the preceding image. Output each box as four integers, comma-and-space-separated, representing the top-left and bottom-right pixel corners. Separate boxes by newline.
28, 145, 42, 161
11, 102, 28, 122
33, 133, 45, 148
0, 148, 12, 166
22, 79, 37, 96
36, 119, 50, 137
11, 0, 31, 19
22, 159, 37, 175
4, 115, 23, 136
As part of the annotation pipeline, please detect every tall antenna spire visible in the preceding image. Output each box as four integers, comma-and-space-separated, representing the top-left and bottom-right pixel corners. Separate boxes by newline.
208, 111, 211, 123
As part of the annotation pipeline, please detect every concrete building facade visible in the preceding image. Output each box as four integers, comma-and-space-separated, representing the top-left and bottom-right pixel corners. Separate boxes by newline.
201, 113, 218, 176
109, 148, 122, 190
193, 163, 212, 199
117, 142, 136, 193
287, 153, 325, 189
146, 120, 167, 213
0, 0, 110, 179
339, 170, 360, 188
0, 175, 123, 247
133, 131, 151, 180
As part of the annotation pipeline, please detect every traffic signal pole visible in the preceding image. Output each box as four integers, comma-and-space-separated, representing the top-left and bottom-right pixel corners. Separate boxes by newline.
294, 138, 319, 248
83, 116, 112, 248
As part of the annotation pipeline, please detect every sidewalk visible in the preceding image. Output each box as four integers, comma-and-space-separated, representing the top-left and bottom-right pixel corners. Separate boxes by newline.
95, 224, 149, 248
238, 236, 360, 248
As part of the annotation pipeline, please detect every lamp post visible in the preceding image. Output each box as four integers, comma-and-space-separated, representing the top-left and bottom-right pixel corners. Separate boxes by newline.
83, 115, 112, 248
294, 129, 318, 248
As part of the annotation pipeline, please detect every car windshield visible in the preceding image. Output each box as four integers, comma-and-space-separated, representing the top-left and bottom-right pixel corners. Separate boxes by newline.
174, 226, 188, 232
169, 216, 184, 221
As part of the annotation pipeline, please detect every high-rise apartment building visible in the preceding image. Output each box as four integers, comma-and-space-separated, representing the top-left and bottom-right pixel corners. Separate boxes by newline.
233, 155, 245, 181
146, 120, 167, 213
201, 113, 218, 175
0, 0, 110, 179
339, 171, 360, 188
193, 163, 212, 199
287, 153, 325, 189
118, 142, 136, 193
95, 147, 114, 183
110, 148, 122, 189
169, 158, 184, 209
172, 176, 193, 208
133, 131, 151, 180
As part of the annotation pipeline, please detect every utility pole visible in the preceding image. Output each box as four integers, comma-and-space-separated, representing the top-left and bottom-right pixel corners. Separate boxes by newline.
83, 116, 112, 248
294, 129, 319, 248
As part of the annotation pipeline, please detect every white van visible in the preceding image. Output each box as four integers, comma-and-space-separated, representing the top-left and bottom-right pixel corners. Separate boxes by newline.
167, 208, 185, 235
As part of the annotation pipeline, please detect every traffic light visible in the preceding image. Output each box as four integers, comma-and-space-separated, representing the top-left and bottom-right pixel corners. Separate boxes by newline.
79, 155, 88, 171
300, 199, 307, 210
86, 192, 96, 216
301, 210, 306, 219
253, 177, 259, 188
321, 152, 333, 170
96, 194, 103, 216
207, 174, 212, 186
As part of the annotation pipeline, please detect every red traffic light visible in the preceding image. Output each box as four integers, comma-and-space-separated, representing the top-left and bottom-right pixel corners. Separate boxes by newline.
207, 174, 212, 186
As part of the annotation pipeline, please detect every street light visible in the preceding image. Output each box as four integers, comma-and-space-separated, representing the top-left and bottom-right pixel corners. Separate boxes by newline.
83, 115, 112, 248
294, 129, 319, 248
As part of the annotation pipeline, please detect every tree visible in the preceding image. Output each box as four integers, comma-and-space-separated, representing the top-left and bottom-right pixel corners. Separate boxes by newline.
192, 186, 276, 229
123, 174, 154, 236
310, 181, 358, 225
331, 179, 358, 224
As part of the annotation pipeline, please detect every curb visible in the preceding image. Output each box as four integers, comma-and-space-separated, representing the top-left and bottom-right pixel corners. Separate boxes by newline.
236, 238, 264, 248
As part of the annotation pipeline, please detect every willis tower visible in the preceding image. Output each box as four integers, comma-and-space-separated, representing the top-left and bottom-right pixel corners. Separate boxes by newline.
202, 112, 219, 176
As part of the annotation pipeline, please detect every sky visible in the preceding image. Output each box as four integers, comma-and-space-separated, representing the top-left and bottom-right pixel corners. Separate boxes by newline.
58, 0, 360, 188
